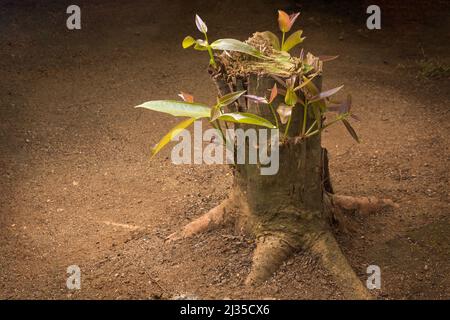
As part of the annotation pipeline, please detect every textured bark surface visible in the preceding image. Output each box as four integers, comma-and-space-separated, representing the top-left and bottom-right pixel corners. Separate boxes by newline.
229, 73, 371, 298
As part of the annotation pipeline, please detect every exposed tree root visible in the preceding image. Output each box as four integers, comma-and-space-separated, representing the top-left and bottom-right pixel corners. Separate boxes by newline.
243, 228, 372, 298
309, 231, 372, 299
166, 195, 380, 299
245, 235, 295, 285
331, 194, 399, 215
165, 196, 235, 242
165, 191, 394, 299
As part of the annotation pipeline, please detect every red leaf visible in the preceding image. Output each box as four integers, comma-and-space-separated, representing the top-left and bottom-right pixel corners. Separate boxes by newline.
269, 83, 278, 103
278, 10, 291, 33
178, 92, 194, 103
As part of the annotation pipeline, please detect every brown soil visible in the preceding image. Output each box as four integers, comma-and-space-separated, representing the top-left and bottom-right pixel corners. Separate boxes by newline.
0, 0, 449, 299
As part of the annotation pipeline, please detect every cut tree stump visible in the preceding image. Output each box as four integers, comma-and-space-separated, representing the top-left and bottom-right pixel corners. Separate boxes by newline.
166, 49, 397, 299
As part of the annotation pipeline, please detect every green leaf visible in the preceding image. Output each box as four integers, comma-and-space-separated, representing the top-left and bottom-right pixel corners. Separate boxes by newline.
210, 102, 223, 121
342, 119, 360, 143
218, 90, 246, 106
195, 14, 208, 33
303, 76, 320, 96
182, 36, 196, 49
294, 74, 318, 92
152, 118, 196, 157
261, 31, 280, 50
210, 39, 263, 58
193, 41, 208, 51
135, 100, 210, 119
285, 87, 298, 106
302, 64, 314, 74
217, 112, 275, 128
281, 30, 305, 52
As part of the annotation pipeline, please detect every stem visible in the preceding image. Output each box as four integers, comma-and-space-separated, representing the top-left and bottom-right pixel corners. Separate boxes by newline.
211, 120, 225, 145
323, 115, 345, 130
303, 114, 348, 139
281, 32, 285, 50
301, 102, 308, 136
305, 120, 317, 135
204, 32, 216, 68
284, 114, 292, 139
223, 120, 230, 131
207, 46, 216, 68
305, 129, 320, 138
268, 103, 279, 128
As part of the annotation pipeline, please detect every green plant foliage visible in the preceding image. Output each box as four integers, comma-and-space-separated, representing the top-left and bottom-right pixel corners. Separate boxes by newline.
261, 31, 280, 50
136, 91, 277, 156
182, 15, 265, 68
284, 87, 298, 106
417, 57, 450, 79
210, 39, 264, 58
273, 10, 304, 53
137, 10, 361, 159
217, 112, 276, 129
135, 100, 211, 119
182, 36, 196, 49
282, 30, 305, 52
218, 90, 246, 106
151, 118, 196, 157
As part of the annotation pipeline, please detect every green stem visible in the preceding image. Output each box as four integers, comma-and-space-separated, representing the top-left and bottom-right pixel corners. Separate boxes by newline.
303, 114, 347, 140
221, 120, 230, 142
281, 32, 286, 50
305, 129, 320, 138
305, 120, 317, 135
223, 120, 229, 131
204, 32, 216, 68
207, 46, 216, 68
301, 102, 308, 136
322, 115, 346, 130
284, 114, 292, 139
268, 103, 279, 128
211, 120, 225, 145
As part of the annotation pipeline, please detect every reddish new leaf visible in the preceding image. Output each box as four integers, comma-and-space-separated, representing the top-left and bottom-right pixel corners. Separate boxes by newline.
178, 92, 194, 103
269, 83, 278, 103
278, 10, 300, 33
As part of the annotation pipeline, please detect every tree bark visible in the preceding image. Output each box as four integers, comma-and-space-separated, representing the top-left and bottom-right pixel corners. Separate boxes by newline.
232, 73, 371, 298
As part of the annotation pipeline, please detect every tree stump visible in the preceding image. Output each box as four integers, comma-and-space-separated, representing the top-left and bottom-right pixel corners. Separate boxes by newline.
167, 43, 397, 299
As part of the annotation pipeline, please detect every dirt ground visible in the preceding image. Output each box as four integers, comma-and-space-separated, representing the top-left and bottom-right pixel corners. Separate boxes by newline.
0, 0, 449, 299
